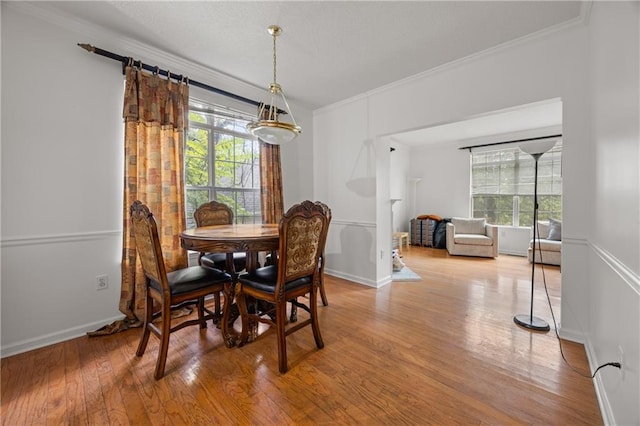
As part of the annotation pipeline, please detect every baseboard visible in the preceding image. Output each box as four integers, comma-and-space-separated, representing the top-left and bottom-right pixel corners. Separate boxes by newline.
498, 250, 527, 257
324, 269, 379, 288
1, 314, 125, 358
584, 337, 616, 426
557, 325, 586, 344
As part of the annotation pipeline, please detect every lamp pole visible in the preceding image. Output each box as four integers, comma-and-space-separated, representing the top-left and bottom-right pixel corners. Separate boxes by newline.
514, 148, 552, 332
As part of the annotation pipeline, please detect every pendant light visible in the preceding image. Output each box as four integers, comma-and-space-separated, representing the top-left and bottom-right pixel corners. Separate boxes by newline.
247, 25, 301, 145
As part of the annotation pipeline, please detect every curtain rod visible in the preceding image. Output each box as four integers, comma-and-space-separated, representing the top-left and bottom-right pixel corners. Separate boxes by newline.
458, 133, 562, 151
77, 43, 265, 110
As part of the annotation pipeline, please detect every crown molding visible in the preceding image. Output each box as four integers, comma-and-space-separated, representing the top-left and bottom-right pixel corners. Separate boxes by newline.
369, 13, 588, 101
316, 11, 587, 117
316, 9, 588, 115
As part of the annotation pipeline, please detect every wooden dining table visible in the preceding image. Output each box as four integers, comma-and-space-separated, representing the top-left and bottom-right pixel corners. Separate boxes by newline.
180, 223, 279, 347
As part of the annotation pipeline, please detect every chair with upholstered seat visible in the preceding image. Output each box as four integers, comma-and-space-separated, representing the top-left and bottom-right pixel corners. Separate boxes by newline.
194, 200, 247, 317
445, 217, 498, 258
289, 201, 331, 323
130, 201, 232, 380
236, 200, 330, 373
194, 200, 248, 273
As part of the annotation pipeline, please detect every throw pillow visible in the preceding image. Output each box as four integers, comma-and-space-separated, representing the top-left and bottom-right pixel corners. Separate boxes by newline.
547, 218, 562, 241
536, 221, 550, 240
452, 217, 486, 234
417, 214, 443, 221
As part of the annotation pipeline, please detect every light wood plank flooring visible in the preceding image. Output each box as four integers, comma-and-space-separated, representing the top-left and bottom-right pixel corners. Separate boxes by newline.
1, 247, 602, 424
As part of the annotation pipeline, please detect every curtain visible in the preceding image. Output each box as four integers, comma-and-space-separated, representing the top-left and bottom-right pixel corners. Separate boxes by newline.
260, 141, 284, 224
116, 66, 189, 330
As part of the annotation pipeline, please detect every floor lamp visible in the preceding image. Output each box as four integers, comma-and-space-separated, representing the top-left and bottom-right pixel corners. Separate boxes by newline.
513, 139, 557, 332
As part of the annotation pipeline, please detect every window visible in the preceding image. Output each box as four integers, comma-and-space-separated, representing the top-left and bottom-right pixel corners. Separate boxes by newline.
185, 101, 261, 228
471, 142, 562, 227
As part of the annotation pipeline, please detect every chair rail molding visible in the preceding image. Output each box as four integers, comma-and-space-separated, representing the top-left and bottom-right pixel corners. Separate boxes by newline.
588, 241, 640, 295
1, 230, 121, 248
331, 219, 376, 228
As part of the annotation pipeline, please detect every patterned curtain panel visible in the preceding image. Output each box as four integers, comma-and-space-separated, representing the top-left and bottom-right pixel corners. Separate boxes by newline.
119, 66, 189, 326
260, 141, 284, 224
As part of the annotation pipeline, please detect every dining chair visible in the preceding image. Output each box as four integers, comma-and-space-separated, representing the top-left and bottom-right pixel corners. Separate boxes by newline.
236, 200, 330, 373
130, 201, 232, 380
288, 201, 331, 323
194, 200, 248, 272
194, 200, 247, 317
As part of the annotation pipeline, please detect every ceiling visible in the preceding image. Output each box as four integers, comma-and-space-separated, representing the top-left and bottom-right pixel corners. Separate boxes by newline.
38, 1, 583, 111
32, 1, 577, 146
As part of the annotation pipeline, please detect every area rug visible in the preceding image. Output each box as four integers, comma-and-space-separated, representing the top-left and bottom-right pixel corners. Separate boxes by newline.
392, 266, 422, 282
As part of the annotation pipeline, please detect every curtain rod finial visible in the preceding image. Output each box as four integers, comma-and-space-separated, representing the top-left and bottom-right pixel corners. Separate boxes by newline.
77, 43, 95, 53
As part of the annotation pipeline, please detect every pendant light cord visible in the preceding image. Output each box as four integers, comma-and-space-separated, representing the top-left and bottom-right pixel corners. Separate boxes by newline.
272, 29, 278, 85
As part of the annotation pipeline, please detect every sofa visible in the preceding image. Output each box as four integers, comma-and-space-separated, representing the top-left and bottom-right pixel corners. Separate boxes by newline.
528, 219, 561, 266
446, 217, 498, 258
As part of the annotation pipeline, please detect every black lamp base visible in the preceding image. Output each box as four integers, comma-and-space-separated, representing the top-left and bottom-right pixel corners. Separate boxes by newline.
514, 314, 550, 331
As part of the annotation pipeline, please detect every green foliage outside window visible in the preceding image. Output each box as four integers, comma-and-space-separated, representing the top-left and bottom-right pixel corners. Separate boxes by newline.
471, 143, 562, 227
184, 107, 260, 228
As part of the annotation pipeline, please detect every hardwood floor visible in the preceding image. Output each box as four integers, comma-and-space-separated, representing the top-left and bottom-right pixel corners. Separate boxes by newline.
1, 247, 602, 425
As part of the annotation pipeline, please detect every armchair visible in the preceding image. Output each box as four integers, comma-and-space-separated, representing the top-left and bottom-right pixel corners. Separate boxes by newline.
528, 219, 561, 266
446, 217, 498, 258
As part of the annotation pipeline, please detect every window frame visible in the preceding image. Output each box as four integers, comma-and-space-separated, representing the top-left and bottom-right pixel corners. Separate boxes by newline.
470, 142, 562, 227
184, 101, 261, 228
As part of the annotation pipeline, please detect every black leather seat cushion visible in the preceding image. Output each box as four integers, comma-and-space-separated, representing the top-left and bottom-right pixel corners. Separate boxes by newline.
150, 266, 231, 296
201, 252, 247, 272
238, 265, 312, 294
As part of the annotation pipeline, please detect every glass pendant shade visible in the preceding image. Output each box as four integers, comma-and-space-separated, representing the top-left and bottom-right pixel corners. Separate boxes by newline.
247, 25, 302, 145
248, 120, 301, 145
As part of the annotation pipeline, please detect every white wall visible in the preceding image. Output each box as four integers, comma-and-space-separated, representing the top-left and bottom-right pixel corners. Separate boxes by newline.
0, 3, 311, 356
314, 96, 380, 286
586, 3, 640, 425
409, 142, 471, 219
389, 140, 411, 233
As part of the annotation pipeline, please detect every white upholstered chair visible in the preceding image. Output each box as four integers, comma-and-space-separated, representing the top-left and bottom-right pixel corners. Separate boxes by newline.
528, 219, 561, 266
446, 217, 498, 258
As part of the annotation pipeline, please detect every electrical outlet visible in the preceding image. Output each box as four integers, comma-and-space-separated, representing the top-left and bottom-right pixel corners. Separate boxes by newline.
618, 346, 624, 379
96, 275, 109, 291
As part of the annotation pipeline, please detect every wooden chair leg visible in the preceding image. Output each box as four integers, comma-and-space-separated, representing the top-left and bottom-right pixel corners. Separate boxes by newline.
289, 298, 297, 323
319, 277, 329, 306
236, 288, 250, 347
136, 292, 153, 357
310, 289, 325, 350
154, 303, 172, 380
276, 300, 288, 374
214, 292, 221, 320
198, 296, 208, 329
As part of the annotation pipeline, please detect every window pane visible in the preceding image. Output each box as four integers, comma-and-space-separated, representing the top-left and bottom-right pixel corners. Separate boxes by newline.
214, 161, 234, 187
186, 127, 209, 186
471, 143, 562, 226
185, 102, 260, 225
186, 189, 210, 228
189, 111, 206, 124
